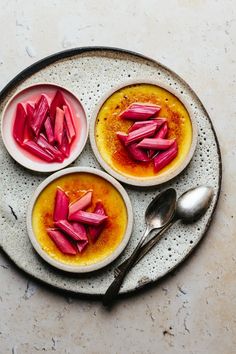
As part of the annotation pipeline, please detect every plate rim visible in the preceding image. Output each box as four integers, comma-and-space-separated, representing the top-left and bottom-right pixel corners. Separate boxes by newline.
0, 46, 222, 296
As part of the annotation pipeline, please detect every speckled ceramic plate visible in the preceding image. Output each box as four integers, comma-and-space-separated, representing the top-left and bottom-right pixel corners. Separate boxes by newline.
0, 47, 221, 296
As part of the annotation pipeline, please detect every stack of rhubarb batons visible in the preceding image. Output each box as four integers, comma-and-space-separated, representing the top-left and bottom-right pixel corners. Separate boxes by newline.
117, 103, 178, 172
47, 188, 108, 255
13, 90, 76, 162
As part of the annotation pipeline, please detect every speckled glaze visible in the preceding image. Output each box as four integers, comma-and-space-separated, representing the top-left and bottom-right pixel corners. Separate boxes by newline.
0, 47, 221, 295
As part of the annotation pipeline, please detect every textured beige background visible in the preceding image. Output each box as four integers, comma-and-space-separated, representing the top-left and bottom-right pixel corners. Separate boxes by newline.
0, 0, 235, 353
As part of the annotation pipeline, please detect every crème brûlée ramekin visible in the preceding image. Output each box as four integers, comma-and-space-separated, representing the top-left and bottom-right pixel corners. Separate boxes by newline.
27, 167, 133, 273
90, 81, 198, 187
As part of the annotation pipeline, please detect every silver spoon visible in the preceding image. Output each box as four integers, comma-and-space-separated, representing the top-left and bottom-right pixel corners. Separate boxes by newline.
103, 188, 177, 307
115, 185, 214, 276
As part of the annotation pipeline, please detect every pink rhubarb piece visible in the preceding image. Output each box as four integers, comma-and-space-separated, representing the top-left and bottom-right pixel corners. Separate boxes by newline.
47, 228, 77, 255
120, 103, 161, 120
23, 140, 54, 162
63, 105, 76, 143
54, 219, 86, 241
26, 103, 35, 125
125, 123, 158, 145
59, 129, 70, 157
37, 134, 64, 162
24, 103, 35, 141
137, 138, 175, 150
53, 188, 69, 221
72, 222, 88, 252
68, 191, 93, 218
89, 202, 106, 243
149, 121, 168, 158
71, 222, 88, 241
154, 141, 178, 173
54, 107, 65, 145
117, 132, 150, 162
69, 210, 108, 225
44, 116, 54, 144
31, 95, 49, 137
155, 121, 168, 139
128, 118, 166, 133
13, 103, 27, 145
50, 90, 66, 120
76, 240, 88, 253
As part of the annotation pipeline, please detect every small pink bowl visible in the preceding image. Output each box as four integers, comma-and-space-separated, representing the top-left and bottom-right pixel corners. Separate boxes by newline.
1, 83, 88, 172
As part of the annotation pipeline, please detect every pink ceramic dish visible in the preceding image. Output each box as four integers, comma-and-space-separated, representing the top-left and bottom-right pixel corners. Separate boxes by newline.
1, 83, 88, 172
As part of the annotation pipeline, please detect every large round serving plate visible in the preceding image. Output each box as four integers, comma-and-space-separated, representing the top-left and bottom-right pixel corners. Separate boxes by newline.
0, 47, 221, 295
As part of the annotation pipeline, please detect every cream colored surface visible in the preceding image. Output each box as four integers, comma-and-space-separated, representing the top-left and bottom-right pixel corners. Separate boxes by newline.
0, 1, 235, 353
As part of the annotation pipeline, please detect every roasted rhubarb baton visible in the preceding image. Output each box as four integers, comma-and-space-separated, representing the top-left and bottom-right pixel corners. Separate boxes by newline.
26, 103, 35, 123
120, 103, 161, 120
128, 118, 166, 133
59, 130, 70, 157
154, 141, 178, 172
154, 121, 168, 139
117, 132, 150, 162
70, 222, 88, 241
89, 202, 107, 243
54, 107, 65, 145
137, 138, 175, 150
63, 105, 76, 143
53, 188, 69, 221
54, 219, 87, 241
37, 135, 64, 162
125, 123, 158, 145
31, 95, 49, 136
76, 239, 89, 253
72, 222, 88, 252
23, 140, 54, 162
149, 122, 169, 158
68, 191, 93, 218
50, 90, 66, 120
44, 116, 55, 144
47, 228, 77, 255
69, 210, 108, 225
13, 103, 27, 145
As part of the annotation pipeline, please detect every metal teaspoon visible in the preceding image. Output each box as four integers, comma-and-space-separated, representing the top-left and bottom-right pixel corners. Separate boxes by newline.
115, 185, 214, 275
103, 188, 177, 307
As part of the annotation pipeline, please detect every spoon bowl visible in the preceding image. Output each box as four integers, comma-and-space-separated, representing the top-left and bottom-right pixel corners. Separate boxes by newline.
176, 186, 214, 222
145, 188, 177, 230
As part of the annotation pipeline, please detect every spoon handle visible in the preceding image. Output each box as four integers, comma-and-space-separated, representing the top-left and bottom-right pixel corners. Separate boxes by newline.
103, 227, 150, 307
116, 219, 176, 274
